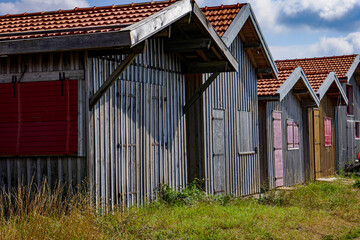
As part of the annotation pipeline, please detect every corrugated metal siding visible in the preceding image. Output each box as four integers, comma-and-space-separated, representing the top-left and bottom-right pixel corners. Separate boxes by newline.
265, 93, 305, 189
336, 77, 360, 170
87, 39, 187, 207
0, 52, 87, 189
202, 36, 260, 196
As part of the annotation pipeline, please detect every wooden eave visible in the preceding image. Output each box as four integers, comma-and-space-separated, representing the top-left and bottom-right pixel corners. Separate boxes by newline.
221, 4, 278, 79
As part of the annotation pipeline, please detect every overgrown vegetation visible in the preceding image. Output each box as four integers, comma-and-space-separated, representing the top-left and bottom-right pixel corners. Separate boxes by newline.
1, 178, 360, 239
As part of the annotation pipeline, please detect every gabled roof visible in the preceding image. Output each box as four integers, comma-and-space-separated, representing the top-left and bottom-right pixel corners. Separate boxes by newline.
0, 0, 239, 73
276, 55, 359, 82
258, 66, 320, 107
202, 3, 277, 79
275, 56, 352, 104
201, 3, 246, 37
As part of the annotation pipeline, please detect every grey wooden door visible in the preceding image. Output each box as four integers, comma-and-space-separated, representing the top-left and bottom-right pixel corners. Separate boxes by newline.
212, 109, 225, 194
347, 120, 355, 162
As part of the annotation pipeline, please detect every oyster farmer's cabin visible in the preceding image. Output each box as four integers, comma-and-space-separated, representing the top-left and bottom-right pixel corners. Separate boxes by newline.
0, 0, 277, 205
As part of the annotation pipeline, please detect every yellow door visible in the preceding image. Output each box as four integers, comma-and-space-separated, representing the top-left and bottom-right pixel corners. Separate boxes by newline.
313, 109, 321, 178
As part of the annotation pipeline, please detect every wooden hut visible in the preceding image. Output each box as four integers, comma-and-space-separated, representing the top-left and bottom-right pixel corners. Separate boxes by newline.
275, 58, 349, 179
185, 4, 277, 196
258, 67, 319, 189
0, 0, 240, 206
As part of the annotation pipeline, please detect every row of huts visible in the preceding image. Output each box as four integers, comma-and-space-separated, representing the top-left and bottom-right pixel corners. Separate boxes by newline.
0, 0, 359, 206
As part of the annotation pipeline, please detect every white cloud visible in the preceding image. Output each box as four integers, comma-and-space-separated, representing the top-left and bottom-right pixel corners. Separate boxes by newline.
271, 32, 360, 60
0, 0, 89, 15
281, 0, 360, 21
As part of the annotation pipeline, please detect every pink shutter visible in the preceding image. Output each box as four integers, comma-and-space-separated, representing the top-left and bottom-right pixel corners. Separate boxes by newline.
273, 112, 283, 187
287, 120, 294, 148
324, 117, 332, 146
273, 113, 282, 149
293, 122, 299, 148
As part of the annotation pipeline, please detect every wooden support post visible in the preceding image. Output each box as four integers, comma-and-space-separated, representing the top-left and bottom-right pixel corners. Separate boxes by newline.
89, 41, 146, 109
183, 72, 220, 113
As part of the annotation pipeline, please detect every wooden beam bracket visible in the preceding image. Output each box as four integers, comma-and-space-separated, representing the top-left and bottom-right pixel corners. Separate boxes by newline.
183, 72, 220, 113
89, 41, 146, 109
293, 89, 309, 95
166, 38, 211, 52
256, 68, 273, 74
243, 42, 262, 50
185, 61, 228, 74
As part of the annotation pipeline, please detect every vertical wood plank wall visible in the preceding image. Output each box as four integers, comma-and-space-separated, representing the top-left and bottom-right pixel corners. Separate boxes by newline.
0, 52, 87, 189
202, 36, 261, 196
336, 77, 360, 170
264, 93, 305, 189
87, 39, 187, 207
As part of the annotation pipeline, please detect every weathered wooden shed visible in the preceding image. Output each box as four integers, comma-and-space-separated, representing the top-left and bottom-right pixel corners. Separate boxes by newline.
185, 4, 277, 196
0, 0, 241, 206
258, 67, 319, 189
275, 58, 348, 179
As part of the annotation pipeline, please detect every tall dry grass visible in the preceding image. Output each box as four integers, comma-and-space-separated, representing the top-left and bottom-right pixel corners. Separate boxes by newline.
0, 178, 91, 221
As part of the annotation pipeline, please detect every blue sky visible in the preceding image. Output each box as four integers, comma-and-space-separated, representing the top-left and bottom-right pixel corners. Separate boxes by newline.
0, 0, 359, 60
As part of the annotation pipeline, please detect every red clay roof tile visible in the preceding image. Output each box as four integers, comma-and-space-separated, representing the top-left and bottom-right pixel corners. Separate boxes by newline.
257, 68, 295, 96
201, 3, 247, 36
0, 0, 176, 40
258, 55, 358, 96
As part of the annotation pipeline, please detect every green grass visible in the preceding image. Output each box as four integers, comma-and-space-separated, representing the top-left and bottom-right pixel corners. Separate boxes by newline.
1, 179, 360, 239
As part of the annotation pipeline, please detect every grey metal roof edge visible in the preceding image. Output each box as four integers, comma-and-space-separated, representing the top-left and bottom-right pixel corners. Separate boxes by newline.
124, 0, 192, 46
222, 3, 278, 78
346, 54, 360, 82
317, 72, 348, 105
276, 66, 320, 106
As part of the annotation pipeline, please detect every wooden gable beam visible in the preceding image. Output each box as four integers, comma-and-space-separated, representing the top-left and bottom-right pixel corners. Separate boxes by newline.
243, 42, 261, 50
166, 38, 211, 51
256, 68, 272, 74
293, 89, 309, 95
185, 61, 228, 74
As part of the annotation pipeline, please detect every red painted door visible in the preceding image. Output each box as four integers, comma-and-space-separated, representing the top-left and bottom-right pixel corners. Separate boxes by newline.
273, 112, 283, 187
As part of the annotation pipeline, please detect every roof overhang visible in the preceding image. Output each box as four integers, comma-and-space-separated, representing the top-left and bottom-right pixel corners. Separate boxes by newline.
221, 4, 278, 79
0, 0, 238, 72
317, 72, 348, 105
276, 67, 320, 107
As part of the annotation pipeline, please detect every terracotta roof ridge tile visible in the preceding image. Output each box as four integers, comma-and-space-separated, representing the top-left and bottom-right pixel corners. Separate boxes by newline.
275, 54, 358, 63
0, 0, 177, 19
201, 3, 247, 11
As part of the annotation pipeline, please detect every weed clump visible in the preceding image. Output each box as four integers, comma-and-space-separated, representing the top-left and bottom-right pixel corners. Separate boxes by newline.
155, 178, 205, 206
